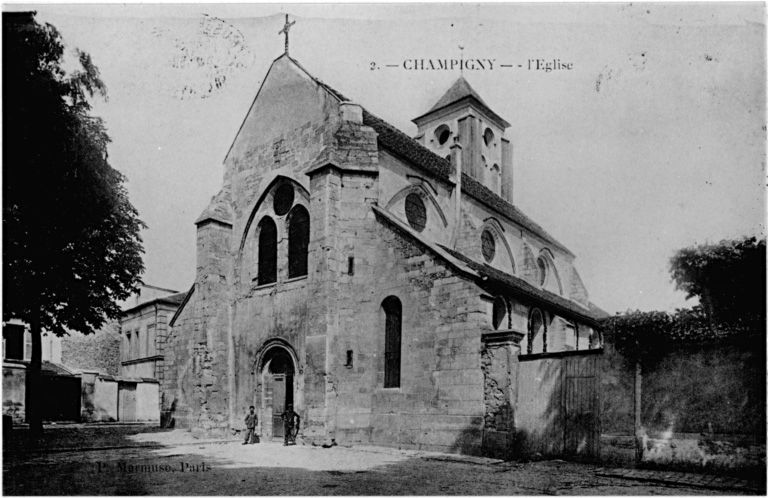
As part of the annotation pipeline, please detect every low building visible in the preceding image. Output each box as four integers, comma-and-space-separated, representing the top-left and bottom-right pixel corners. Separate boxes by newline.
2, 285, 185, 425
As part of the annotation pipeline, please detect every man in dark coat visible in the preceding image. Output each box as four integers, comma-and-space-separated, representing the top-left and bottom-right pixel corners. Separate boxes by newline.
281, 404, 300, 446
243, 406, 258, 445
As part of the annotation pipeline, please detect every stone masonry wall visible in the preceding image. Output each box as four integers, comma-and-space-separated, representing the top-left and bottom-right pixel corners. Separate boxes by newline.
61, 320, 121, 376
321, 164, 490, 453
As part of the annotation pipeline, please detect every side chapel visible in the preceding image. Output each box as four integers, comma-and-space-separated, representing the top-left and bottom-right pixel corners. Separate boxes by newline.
163, 22, 603, 455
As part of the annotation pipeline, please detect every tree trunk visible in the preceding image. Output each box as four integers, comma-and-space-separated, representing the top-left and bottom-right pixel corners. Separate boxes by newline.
633, 359, 643, 464
26, 318, 43, 438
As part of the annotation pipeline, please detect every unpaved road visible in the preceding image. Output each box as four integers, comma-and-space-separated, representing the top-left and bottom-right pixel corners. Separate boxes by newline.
3, 433, 751, 495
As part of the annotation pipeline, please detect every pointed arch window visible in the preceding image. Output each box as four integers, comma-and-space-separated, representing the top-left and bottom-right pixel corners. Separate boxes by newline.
382, 296, 402, 388
257, 217, 277, 285
528, 308, 547, 354
287, 205, 310, 278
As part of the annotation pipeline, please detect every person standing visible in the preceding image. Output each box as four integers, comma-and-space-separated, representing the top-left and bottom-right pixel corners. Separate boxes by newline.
243, 406, 258, 445
280, 404, 300, 446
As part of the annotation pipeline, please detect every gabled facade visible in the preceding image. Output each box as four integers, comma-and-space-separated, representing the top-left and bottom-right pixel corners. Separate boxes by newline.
163, 53, 602, 455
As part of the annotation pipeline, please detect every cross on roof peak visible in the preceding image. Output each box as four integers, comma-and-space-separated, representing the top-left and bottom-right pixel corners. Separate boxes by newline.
278, 14, 296, 55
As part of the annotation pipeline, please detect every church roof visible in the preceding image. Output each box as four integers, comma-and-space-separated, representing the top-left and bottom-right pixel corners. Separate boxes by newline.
362, 111, 573, 256
225, 54, 572, 256
429, 76, 490, 113
372, 205, 600, 326
299, 65, 572, 256
411, 76, 510, 128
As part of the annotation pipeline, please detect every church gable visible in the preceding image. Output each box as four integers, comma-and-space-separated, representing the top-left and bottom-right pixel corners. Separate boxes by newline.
223, 55, 342, 186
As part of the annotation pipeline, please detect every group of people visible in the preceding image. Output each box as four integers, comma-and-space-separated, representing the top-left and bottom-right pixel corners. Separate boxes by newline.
242, 404, 300, 446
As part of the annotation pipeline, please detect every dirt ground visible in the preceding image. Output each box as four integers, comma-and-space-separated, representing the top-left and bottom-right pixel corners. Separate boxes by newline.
2, 427, 759, 495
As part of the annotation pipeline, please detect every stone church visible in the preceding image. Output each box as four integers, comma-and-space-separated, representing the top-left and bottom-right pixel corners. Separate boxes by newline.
163, 43, 603, 456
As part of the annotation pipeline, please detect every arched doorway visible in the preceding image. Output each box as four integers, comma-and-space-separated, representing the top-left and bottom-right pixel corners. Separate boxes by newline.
260, 346, 295, 440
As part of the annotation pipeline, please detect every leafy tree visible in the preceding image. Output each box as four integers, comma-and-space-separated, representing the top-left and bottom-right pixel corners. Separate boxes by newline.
602, 236, 765, 364
669, 236, 765, 327
3, 12, 144, 436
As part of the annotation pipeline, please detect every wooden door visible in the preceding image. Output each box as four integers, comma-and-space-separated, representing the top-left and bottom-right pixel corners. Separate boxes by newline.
563, 354, 600, 459
271, 374, 285, 438
119, 383, 137, 422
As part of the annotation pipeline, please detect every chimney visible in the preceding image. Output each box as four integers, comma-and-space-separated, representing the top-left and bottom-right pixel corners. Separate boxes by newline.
339, 102, 363, 124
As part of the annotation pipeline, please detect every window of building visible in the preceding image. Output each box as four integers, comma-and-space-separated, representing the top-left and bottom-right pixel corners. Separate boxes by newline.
135, 330, 141, 358
537, 257, 547, 286
3, 324, 25, 360
435, 124, 451, 146
124, 332, 131, 362
257, 217, 278, 285
404, 193, 427, 232
492, 297, 507, 330
481, 229, 496, 263
483, 127, 495, 147
147, 324, 156, 356
273, 183, 294, 216
490, 164, 500, 192
382, 296, 402, 388
528, 308, 546, 354
288, 205, 310, 278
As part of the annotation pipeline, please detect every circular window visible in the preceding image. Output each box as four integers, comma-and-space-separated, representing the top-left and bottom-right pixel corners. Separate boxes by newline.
273, 184, 294, 216
435, 124, 451, 146
404, 193, 427, 232
492, 297, 507, 330
483, 127, 495, 147
481, 229, 496, 263
537, 257, 547, 286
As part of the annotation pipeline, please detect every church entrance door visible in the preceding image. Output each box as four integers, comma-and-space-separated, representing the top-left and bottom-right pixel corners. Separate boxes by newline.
261, 347, 295, 440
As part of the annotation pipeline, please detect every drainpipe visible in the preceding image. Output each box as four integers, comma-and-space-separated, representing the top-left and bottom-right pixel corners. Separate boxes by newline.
450, 138, 463, 249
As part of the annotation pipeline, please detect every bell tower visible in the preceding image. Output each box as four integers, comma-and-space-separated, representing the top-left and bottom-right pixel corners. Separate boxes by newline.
413, 77, 513, 203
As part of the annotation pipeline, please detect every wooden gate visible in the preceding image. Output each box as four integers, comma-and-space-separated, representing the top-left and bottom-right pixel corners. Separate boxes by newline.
118, 382, 137, 422
516, 349, 601, 460
40, 375, 81, 422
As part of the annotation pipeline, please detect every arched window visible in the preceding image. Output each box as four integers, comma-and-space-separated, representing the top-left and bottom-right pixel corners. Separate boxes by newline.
483, 127, 495, 147
481, 229, 496, 263
537, 257, 547, 286
528, 308, 546, 354
490, 164, 500, 193
404, 193, 427, 232
434, 124, 451, 146
382, 296, 402, 388
288, 205, 309, 278
257, 217, 277, 285
273, 183, 294, 216
492, 296, 507, 330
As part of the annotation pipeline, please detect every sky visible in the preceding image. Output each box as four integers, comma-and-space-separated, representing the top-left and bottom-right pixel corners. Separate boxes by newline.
8, 3, 766, 314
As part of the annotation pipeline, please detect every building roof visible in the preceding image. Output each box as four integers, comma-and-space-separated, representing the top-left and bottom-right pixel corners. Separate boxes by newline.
121, 291, 187, 315
372, 205, 600, 326
362, 110, 574, 256
168, 284, 195, 328
438, 246, 600, 326
300, 62, 572, 256
411, 76, 511, 128
41, 360, 78, 377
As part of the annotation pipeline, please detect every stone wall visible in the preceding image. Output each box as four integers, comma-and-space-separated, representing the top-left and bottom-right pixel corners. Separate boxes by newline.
2, 362, 26, 422
61, 321, 121, 376
600, 336, 766, 471
323, 171, 489, 453
80, 372, 118, 422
